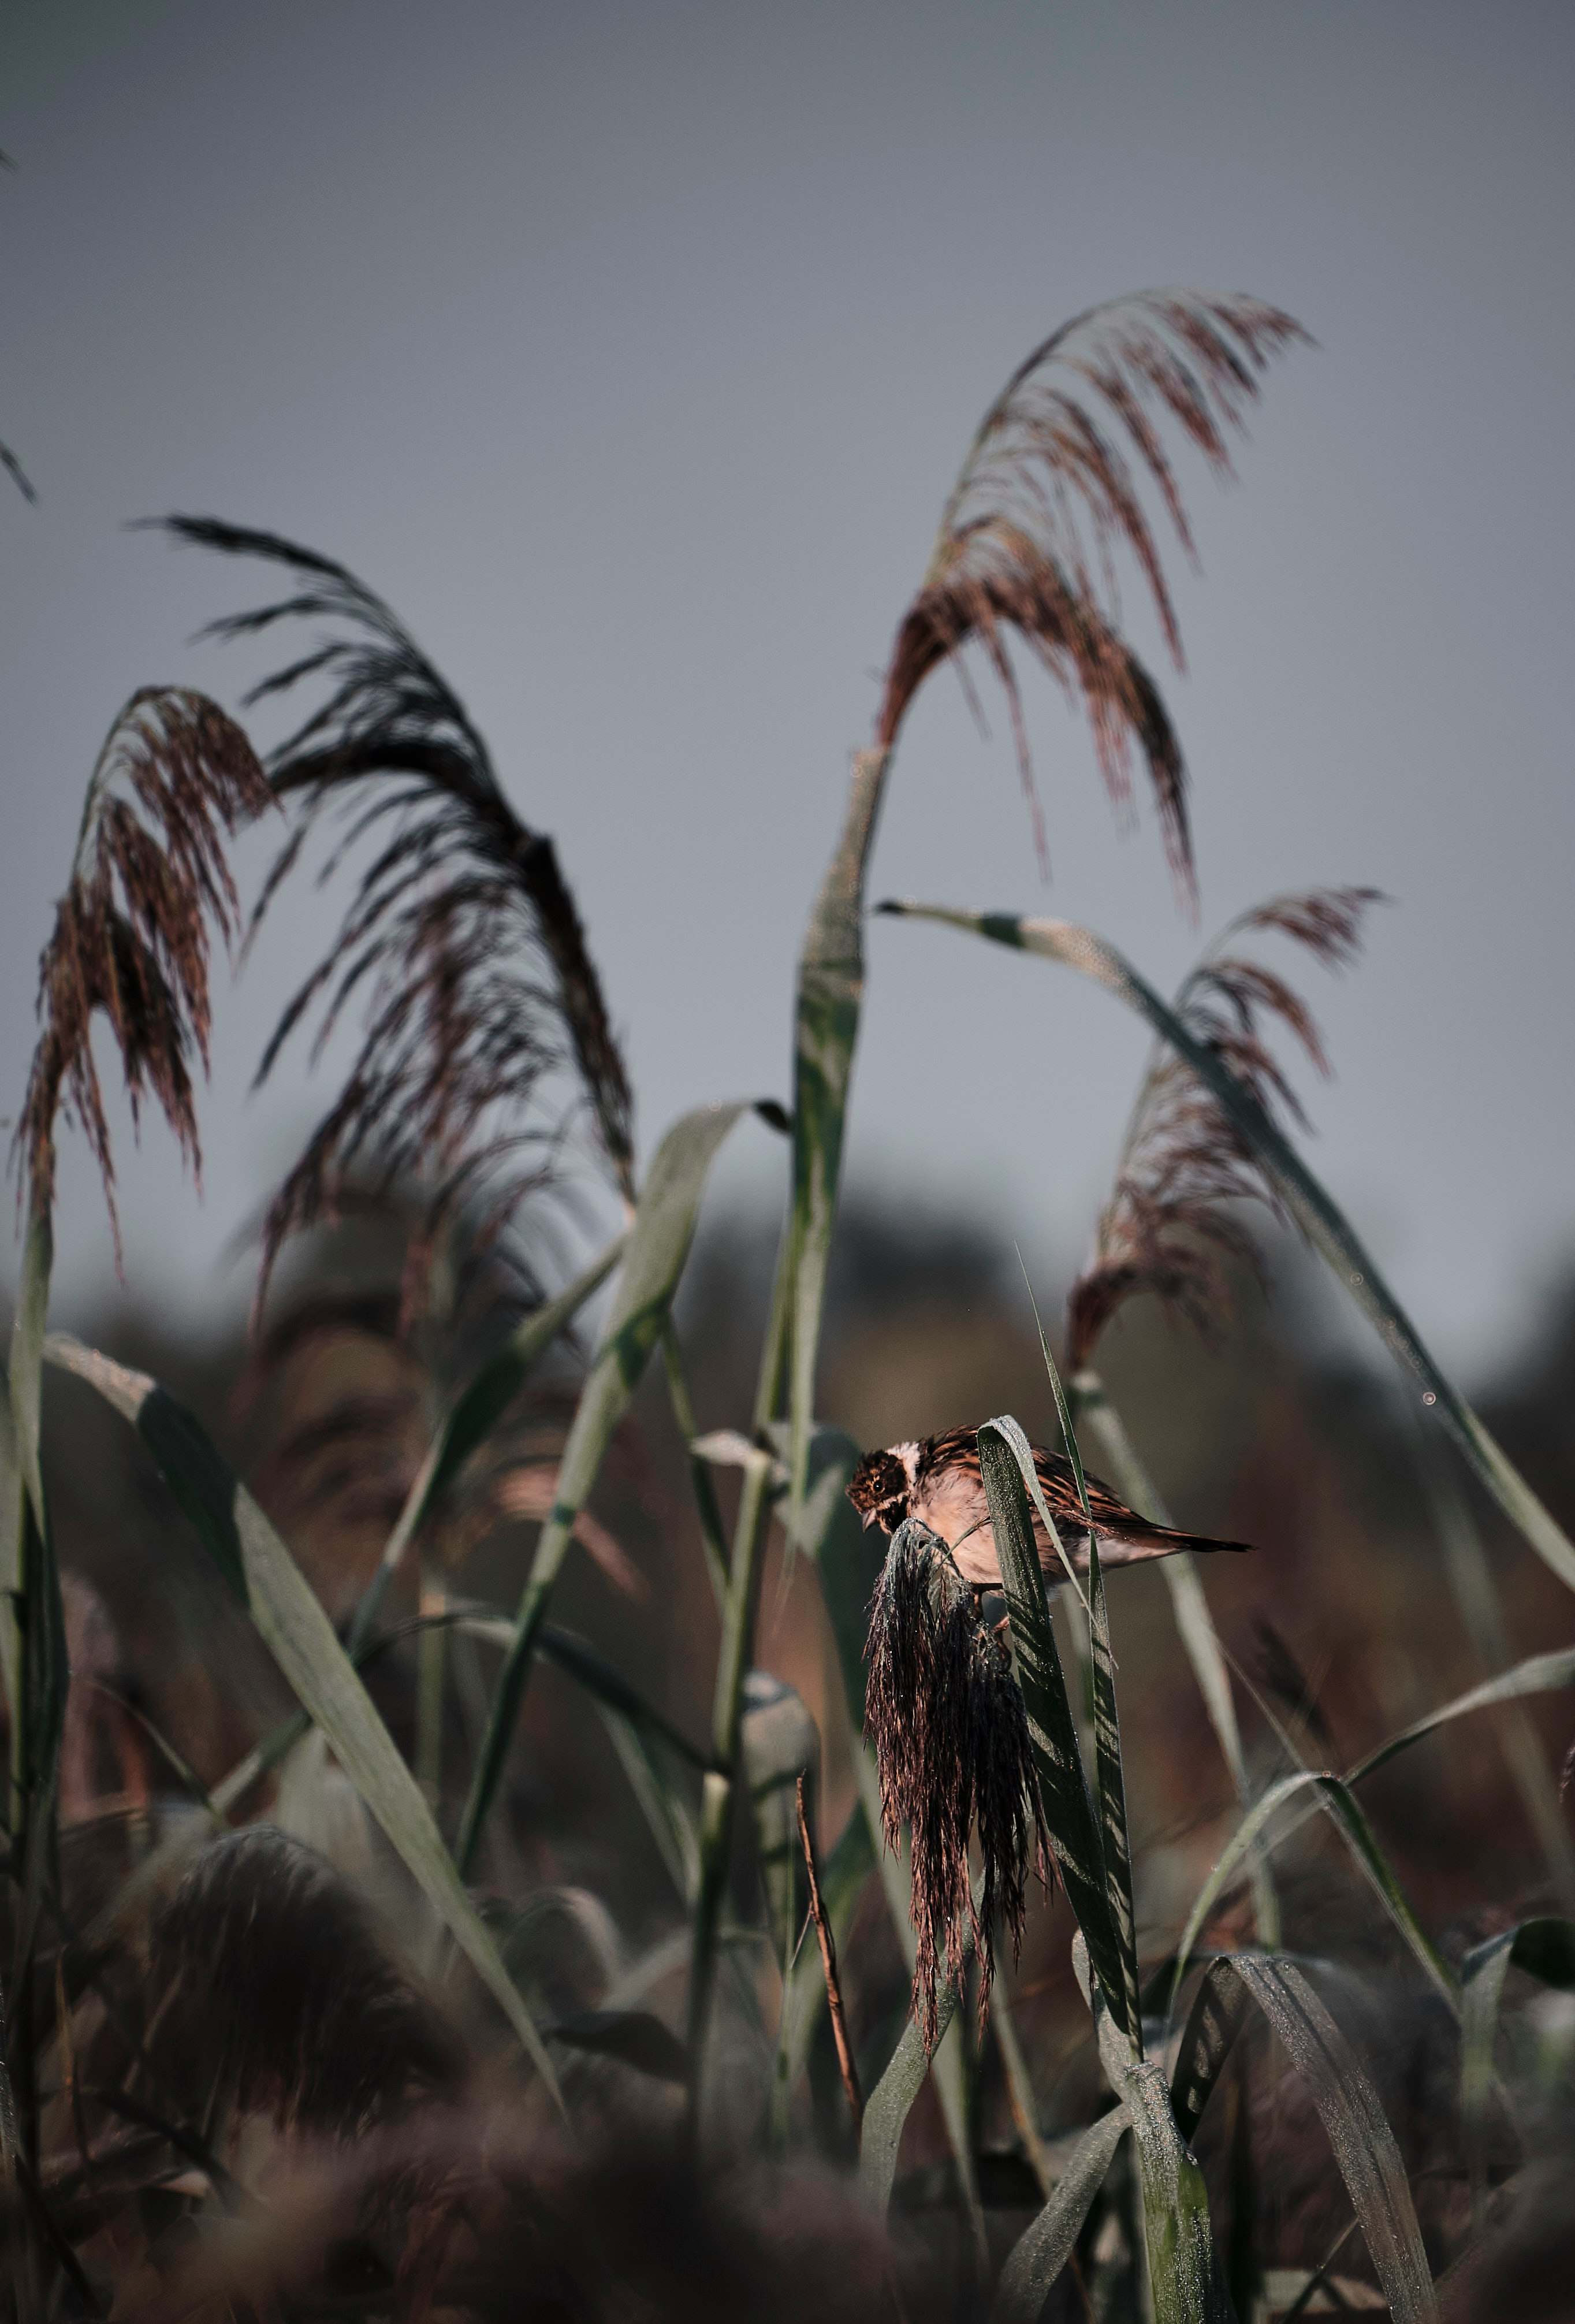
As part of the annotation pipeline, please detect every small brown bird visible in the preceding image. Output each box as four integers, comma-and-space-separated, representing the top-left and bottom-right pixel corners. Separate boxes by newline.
846, 1425, 1252, 1592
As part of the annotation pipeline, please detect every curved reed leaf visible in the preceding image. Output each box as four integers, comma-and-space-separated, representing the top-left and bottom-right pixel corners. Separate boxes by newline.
1350, 1646, 1575, 1783
1170, 1769, 1453, 2017
455, 1099, 760, 1878
880, 901, 1575, 1595
1417, 1441, 1575, 1911
1224, 1955, 1437, 2324
347, 1227, 628, 1652
776, 748, 891, 1520
1019, 1335, 1145, 2047
858, 1930, 970, 2215
1460, 1916, 1575, 2218
991, 2105, 1131, 2324
453, 1610, 708, 1772
1070, 1370, 1278, 1944
40, 1333, 561, 2105
1170, 1953, 1254, 2147
977, 1418, 1134, 2044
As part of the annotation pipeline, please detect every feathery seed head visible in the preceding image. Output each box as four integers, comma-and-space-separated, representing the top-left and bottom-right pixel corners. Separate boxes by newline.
877, 292, 1308, 899
1067, 884, 1384, 1367
16, 686, 272, 1263
863, 1518, 1048, 2047
155, 517, 634, 1326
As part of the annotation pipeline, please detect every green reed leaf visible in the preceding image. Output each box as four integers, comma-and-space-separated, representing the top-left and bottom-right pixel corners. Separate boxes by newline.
1070, 1370, 1278, 1947
1169, 1954, 1254, 2147
858, 1933, 969, 2215
1123, 2056, 1224, 2324
1222, 1954, 1437, 2324
776, 748, 891, 1519
1031, 1329, 1142, 2054
1171, 1770, 1453, 2017
456, 1099, 760, 1879
1071, 1931, 1221, 2323
1351, 1645, 1575, 1783
978, 1418, 1134, 2044
41, 1333, 562, 2107
991, 2105, 1131, 2324
881, 901, 1575, 1597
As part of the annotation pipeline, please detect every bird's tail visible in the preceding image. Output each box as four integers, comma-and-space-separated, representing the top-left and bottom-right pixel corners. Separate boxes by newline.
1074, 1519, 1253, 1570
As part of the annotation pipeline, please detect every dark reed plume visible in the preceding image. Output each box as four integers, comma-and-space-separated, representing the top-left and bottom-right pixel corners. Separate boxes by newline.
16, 686, 273, 1259
155, 1826, 464, 2137
1067, 885, 1383, 1370
876, 291, 1308, 894
863, 1518, 1047, 2046
154, 516, 635, 1317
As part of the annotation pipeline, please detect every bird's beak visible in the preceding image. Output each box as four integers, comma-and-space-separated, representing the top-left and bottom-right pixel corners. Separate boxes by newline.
859, 1505, 880, 1531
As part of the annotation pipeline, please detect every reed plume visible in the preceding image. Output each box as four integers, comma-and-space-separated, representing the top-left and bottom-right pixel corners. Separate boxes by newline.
863, 1518, 1047, 2046
16, 686, 272, 1258
155, 1825, 464, 2136
155, 517, 635, 1317
877, 292, 1308, 893
1067, 885, 1383, 1368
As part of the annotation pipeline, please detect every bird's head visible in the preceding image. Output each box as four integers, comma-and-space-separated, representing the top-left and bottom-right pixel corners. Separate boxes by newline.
846, 1443, 916, 1534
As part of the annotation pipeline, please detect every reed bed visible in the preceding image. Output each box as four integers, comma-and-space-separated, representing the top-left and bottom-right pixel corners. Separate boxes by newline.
1, 287, 1572, 2324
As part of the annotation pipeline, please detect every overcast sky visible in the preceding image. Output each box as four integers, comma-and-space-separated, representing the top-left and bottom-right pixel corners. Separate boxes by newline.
3, 1, 1573, 1387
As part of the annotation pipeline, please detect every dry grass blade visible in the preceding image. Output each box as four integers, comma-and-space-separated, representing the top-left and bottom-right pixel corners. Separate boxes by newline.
155, 516, 635, 1315
863, 1518, 1048, 2046
1067, 885, 1383, 1367
15, 686, 272, 1259
877, 292, 1308, 893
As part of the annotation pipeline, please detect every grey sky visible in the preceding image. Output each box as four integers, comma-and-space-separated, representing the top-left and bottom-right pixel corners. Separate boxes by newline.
3, 1, 1572, 1384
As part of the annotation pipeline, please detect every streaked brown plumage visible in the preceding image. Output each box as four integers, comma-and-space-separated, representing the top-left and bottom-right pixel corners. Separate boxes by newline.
846, 1425, 1251, 1589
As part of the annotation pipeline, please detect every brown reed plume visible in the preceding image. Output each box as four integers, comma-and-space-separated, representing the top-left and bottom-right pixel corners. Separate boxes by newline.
877, 292, 1309, 894
16, 687, 273, 1259
863, 1519, 1048, 2047
154, 517, 635, 1317
1067, 886, 1383, 1370
155, 1825, 464, 2137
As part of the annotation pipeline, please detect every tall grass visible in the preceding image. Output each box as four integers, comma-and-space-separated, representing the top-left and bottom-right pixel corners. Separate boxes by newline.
0, 287, 1569, 2323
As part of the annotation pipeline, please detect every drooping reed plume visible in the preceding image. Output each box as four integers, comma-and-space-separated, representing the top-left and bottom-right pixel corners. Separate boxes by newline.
877, 292, 1308, 893
16, 686, 273, 1256
1067, 886, 1383, 1369
155, 1825, 464, 2136
155, 518, 635, 1317
863, 1518, 1047, 2046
